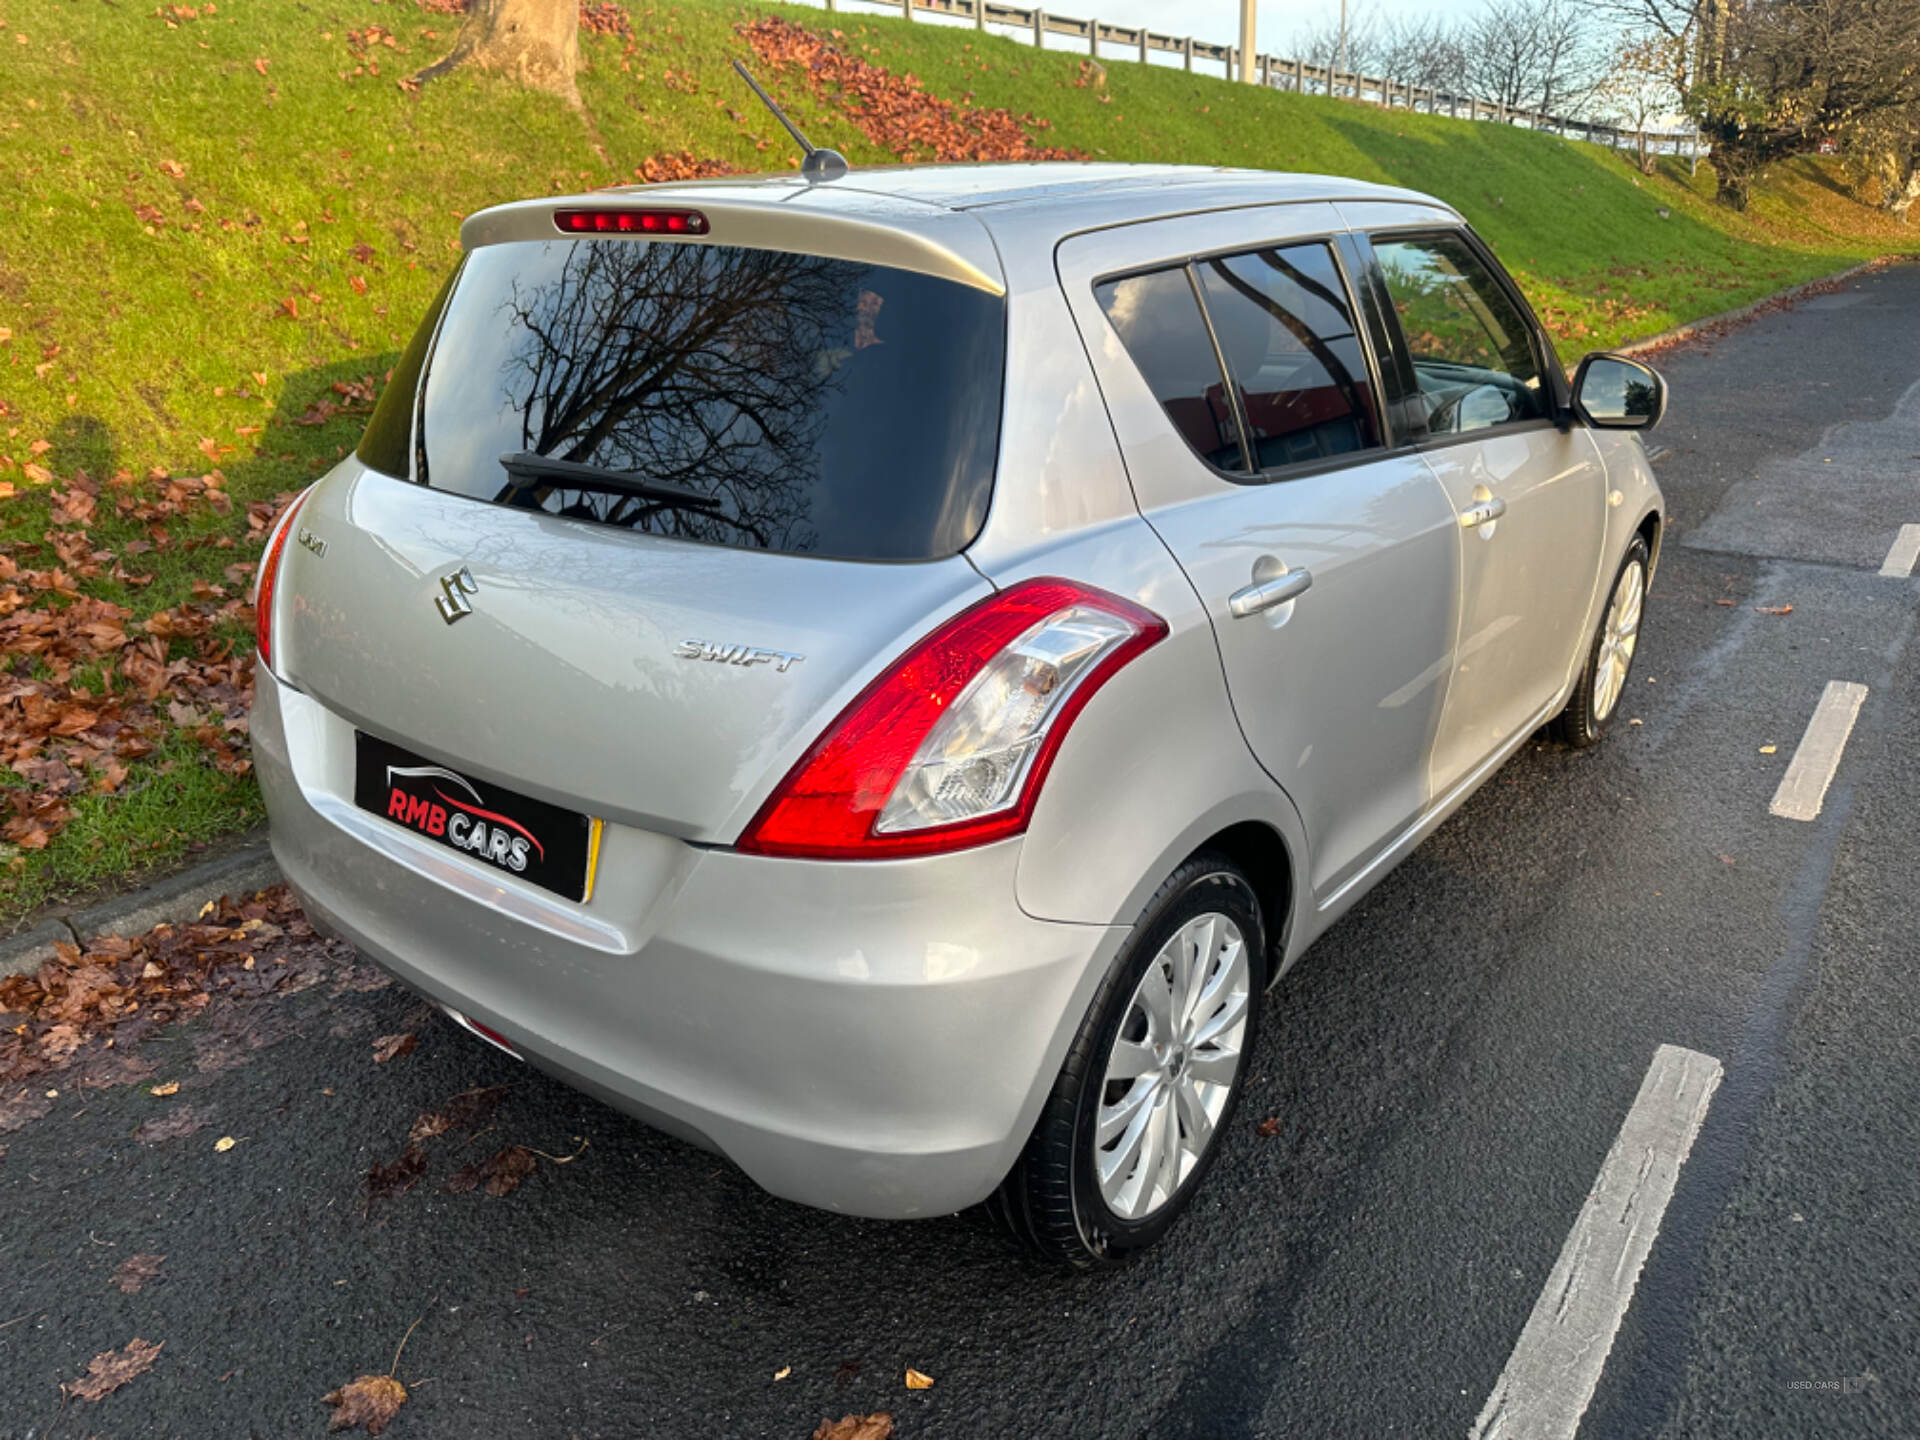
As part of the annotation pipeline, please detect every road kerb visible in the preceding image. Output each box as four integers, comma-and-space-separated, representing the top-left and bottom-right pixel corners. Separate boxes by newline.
0, 839, 282, 981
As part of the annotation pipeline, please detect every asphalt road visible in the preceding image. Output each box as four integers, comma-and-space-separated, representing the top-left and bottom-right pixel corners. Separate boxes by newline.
5, 262, 1920, 1439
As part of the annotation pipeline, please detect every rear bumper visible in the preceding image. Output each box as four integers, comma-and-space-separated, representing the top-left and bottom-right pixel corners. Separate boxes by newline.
253, 671, 1124, 1218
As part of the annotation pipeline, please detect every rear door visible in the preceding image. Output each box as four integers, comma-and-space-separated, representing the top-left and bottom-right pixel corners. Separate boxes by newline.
1366, 229, 1609, 796
274, 223, 1007, 844
1060, 208, 1461, 902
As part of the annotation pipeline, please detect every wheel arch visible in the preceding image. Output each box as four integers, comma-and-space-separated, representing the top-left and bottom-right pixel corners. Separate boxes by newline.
1180, 819, 1298, 988
1635, 506, 1664, 580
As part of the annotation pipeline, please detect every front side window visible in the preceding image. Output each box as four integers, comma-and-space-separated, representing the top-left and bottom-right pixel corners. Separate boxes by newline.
1194, 243, 1381, 470
1096, 267, 1246, 473
362, 238, 1006, 562
1373, 234, 1548, 435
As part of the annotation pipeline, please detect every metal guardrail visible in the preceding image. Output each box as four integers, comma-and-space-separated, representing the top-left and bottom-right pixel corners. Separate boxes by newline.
814, 0, 1702, 159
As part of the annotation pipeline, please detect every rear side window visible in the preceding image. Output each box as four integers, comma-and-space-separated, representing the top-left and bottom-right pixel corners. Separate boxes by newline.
1372, 234, 1548, 434
1096, 268, 1246, 472
1193, 244, 1381, 469
378, 239, 1006, 562
356, 267, 457, 478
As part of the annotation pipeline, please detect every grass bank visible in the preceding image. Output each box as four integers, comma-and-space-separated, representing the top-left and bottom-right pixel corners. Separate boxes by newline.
0, 0, 1912, 916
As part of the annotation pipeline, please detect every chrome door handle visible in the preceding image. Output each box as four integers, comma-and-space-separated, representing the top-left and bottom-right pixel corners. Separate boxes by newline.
1459, 496, 1508, 528
1229, 568, 1313, 618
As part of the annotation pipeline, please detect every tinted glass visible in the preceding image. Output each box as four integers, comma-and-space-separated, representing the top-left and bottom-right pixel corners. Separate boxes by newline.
406, 240, 1005, 561
1373, 234, 1548, 434
1096, 267, 1245, 472
356, 267, 458, 478
1195, 243, 1381, 470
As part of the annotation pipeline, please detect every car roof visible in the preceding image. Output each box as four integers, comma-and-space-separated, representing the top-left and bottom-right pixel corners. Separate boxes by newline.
459, 163, 1459, 296
609, 161, 1447, 222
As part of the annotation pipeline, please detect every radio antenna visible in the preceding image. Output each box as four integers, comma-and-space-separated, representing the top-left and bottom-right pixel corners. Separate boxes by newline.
731, 59, 849, 183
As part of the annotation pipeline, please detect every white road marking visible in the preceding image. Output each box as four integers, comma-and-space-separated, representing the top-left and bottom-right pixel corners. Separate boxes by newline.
1470, 1045, 1723, 1440
1769, 681, 1870, 822
1879, 524, 1920, 578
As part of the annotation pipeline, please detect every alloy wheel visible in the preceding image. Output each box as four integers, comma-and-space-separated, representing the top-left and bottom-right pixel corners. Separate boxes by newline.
1591, 558, 1645, 723
1093, 911, 1252, 1221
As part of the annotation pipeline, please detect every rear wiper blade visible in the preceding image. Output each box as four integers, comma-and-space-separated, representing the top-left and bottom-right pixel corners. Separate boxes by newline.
498, 452, 721, 509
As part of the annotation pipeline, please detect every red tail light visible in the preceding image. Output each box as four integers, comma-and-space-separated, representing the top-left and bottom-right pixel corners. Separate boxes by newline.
553, 208, 709, 236
253, 488, 311, 675
737, 579, 1167, 860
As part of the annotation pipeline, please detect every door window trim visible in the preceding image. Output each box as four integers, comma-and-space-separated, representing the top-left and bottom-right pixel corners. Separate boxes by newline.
1094, 233, 1402, 487
1364, 225, 1570, 454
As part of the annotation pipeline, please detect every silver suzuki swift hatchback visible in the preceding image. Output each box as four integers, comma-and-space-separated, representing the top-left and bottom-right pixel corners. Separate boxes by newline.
253, 163, 1666, 1266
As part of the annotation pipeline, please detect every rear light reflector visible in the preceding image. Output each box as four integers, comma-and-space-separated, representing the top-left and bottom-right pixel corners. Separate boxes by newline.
552, 208, 709, 236
737, 579, 1167, 860
253, 487, 311, 675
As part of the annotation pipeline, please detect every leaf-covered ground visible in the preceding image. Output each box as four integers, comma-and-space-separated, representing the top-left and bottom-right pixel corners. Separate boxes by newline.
0, 0, 1914, 916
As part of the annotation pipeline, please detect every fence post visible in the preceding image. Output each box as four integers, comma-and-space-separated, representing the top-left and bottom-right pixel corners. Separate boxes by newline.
1033, 7, 1044, 47
1260, 54, 1270, 88
902, 0, 911, 20
1138, 26, 1148, 63
1295, 56, 1305, 94
1089, 17, 1098, 55
975, 0, 985, 30
1183, 35, 1193, 72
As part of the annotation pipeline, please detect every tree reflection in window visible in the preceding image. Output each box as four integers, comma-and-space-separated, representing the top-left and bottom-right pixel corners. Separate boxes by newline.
417, 238, 1005, 560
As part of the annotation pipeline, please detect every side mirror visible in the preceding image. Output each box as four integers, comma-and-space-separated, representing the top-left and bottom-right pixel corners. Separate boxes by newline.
1570, 352, 1667, 430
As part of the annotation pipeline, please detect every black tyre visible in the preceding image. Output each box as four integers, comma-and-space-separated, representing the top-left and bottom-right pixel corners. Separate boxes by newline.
992, 854, 1267, 1269
1554, 536, 1650, 748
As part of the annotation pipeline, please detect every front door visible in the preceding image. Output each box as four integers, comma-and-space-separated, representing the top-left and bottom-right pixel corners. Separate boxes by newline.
1062, 214, 1461, 902
1370, 232, 1610, 797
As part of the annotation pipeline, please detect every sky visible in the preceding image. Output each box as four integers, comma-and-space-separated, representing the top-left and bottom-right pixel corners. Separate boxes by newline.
795, 0, 1473, 58
1068, 0, 1466, 53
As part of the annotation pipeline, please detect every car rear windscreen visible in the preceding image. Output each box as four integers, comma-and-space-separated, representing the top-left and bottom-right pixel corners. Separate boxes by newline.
357, 238, 1007, 562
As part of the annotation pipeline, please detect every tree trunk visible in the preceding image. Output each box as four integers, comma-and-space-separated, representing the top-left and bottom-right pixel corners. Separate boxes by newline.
1712, 158, 1750, 209
1883, 160, 1920, 224
415, 0, 578, 105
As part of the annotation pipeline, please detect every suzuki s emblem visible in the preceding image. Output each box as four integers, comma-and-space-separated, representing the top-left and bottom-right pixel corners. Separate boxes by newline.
434, 566, 479, 624
296, 526, 328, 558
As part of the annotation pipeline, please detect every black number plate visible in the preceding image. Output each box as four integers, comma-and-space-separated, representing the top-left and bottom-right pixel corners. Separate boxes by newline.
353, 732, 594, 902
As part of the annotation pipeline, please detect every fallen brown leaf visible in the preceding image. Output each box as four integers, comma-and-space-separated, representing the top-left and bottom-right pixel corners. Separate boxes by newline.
904, 1368, 934, 1390
740, 16, 1084, 166
1755, 605, 1793, 615
443, 1144, 536, 1198
409, 1084, 505, 1144
113, 1253, 166, 1294
365, 1145, 427, 1211
323, 1374, 407, 1435
371, 1032, 416, 1064
135, 1105, 205, 1145
813, 1415, 894, 1440
150, 1080, 180, 1097
1255, 1116, 1282, 1138
0, 1086, 54, 1135
65, 1337, 163, 1401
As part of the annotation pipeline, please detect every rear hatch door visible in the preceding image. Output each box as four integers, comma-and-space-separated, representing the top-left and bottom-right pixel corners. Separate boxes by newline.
275, 215, 1007, 842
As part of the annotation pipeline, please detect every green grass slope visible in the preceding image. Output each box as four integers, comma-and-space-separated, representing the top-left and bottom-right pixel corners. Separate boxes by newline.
0, 0, 1912, 914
